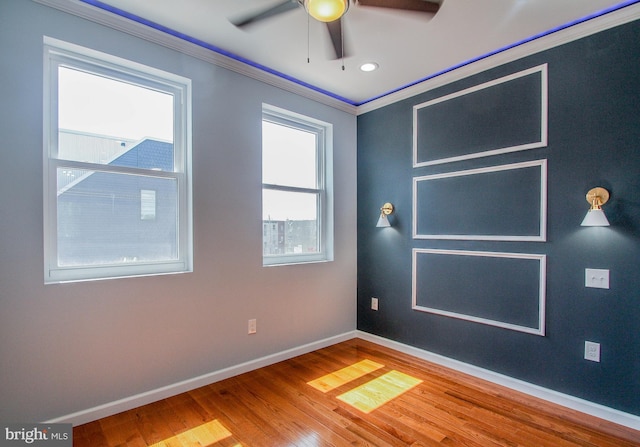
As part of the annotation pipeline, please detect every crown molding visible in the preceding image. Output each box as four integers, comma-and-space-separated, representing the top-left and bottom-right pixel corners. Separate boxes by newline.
356, 1, 640, 115
30, 0, 640, 116
31, 0, 358, 115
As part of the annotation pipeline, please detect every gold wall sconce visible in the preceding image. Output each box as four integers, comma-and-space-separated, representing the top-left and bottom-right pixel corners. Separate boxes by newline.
376, 202, 394, 227
581, 187, 610, 227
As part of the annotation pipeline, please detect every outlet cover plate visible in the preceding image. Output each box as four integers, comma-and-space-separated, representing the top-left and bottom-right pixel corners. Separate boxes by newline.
584, 341, 601, 362
371, 297, 379, 311
585, 268, 609, 289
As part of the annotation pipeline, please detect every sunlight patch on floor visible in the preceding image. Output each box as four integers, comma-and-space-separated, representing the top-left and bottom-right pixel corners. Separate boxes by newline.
307, 359, 384, 392
148, 419, 240, 447
337, 370, 423, 413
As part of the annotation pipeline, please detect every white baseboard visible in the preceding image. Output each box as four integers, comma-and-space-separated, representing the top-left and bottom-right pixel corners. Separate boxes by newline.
48, 329, 640, 432
46, 331, 358, 426
357, 331, 640, 431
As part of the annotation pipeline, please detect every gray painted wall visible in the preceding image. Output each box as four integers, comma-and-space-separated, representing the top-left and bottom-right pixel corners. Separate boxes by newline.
0, 1, 357, 422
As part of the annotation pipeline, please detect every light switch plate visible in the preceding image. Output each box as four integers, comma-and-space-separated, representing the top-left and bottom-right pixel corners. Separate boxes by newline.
585, 268, 609, 289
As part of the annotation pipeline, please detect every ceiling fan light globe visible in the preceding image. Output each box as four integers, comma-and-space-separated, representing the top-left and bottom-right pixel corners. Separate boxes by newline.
305, 0, 348, 22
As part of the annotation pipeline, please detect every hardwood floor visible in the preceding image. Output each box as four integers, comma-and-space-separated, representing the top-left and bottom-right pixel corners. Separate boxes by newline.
73, 338, 640, 446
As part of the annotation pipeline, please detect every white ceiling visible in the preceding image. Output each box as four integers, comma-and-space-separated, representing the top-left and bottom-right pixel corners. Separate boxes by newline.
85, 0, 630, 105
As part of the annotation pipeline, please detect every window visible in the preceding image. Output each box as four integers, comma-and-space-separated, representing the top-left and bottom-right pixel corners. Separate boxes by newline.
43, 38, 192, 283
262, 105, 333, 266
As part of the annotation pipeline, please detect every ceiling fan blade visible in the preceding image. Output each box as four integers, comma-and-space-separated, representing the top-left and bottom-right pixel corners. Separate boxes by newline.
357, 0, 440, 14
231, 0, 299, 28
326, 19, 347, 60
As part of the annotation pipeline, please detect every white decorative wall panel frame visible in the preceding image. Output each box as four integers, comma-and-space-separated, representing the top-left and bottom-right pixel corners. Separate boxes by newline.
412, 249, 547, 336
413, 64, 548, 167
413, 159, 547, 241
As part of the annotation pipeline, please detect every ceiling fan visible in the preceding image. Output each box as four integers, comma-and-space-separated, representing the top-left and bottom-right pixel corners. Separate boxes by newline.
230, 0, 440, 60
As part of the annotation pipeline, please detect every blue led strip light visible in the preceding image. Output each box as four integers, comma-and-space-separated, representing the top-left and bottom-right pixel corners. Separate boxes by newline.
359, 0, 640, 106
80, 0, 639, 107
78, 0, 357, 106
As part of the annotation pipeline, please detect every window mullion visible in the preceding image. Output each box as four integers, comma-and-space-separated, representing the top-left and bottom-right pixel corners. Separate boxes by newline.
52, 159, 179, 179
262, 183, 320, 195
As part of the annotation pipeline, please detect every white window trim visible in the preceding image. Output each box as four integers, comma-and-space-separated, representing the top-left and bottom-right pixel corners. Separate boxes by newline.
262, 104, 334, 266
43, 37, 192, 283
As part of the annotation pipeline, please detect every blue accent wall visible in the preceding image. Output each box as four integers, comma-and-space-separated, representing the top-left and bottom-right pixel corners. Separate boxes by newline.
357, 19, 640, 415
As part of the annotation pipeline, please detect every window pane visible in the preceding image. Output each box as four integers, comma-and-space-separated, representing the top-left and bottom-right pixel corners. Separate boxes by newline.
263, 189, 319, 256
57, 67, 174, 170
57, 169, 178, 266
262, 121, 317, 188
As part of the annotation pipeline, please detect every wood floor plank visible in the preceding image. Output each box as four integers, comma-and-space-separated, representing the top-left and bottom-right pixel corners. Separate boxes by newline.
72, 339, 640, 447
192, 379, 290, 446
256, 363, 389, 446
278, 353, 438, 446
308, 359, 385, 392
241, 370, 355, 446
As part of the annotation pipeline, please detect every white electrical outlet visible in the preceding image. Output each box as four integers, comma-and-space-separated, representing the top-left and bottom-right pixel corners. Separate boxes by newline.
248, 318, 257, 334
585, 268, 609, 289
371, 297, 379, 311
584, 341, 601, 362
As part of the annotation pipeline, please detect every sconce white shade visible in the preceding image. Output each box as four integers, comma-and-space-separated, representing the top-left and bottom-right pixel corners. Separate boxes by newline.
580, 187, 610, 227
581, 208, 610, 227
376, 202, 394, 227
376, 213, 391, 227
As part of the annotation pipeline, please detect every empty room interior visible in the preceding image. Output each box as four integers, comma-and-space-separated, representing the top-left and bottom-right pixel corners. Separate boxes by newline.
1, 0, 639, 445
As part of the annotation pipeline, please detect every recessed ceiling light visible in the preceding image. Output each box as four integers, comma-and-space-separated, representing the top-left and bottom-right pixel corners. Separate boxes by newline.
360, 62, 379, 72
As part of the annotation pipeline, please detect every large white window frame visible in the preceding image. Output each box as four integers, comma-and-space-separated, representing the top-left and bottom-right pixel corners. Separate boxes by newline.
43, 37, 192, 283
262, 104, 333, 266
